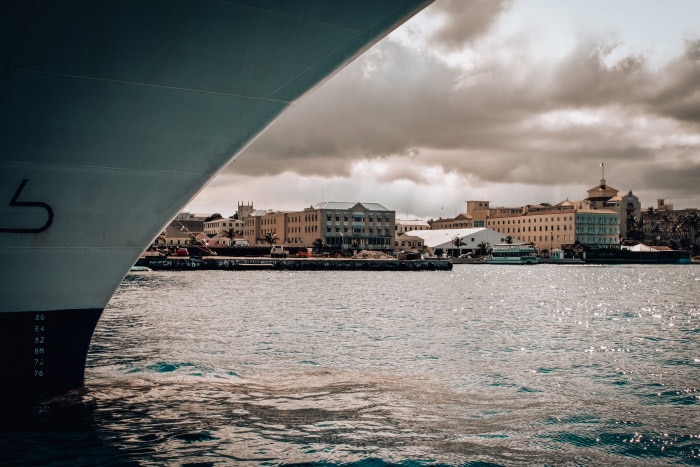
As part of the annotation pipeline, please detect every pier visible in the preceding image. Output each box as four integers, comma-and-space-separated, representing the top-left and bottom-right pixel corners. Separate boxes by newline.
135, 256, 453, 271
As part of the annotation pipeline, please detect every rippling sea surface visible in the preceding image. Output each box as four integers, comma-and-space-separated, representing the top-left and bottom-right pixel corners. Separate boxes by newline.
3, 264, 700, 466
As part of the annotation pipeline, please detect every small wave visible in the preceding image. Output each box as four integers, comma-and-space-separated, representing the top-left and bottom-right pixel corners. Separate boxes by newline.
127, 361, 209, 375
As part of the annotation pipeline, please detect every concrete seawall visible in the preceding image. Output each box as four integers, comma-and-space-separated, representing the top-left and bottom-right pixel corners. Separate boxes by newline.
135, 256, 453, 271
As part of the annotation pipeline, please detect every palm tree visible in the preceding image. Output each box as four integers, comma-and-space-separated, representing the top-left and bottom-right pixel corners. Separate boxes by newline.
263, 232, 278, 247
688, 211, 700, 254
475, 241, 490, 257
677, 211, 700, 254
451, 235, 464, 257
312, 238, 324, 255
222, 228, 236, 245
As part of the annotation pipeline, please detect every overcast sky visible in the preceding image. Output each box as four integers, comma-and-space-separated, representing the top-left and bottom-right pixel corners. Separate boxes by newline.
189, 0, 700, 220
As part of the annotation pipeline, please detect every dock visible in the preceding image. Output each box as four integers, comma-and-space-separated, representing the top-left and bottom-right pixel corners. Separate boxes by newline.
135, 256, 453, 271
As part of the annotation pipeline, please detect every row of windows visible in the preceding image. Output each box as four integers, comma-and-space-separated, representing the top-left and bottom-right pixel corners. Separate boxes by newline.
396, 226, 428, 231
576, 227, 618, 234
433, 223, 471, 228
575, 216, 618, 224
396, 240, 423, 247
326, 213, 391, 222
204, 221, 240, 228
325, 226, 392, 235
576, 236, 619, 244
288, 225, 319, 234
520, 235, 575, 243
289, 214, 318, 223
495, 224, 572, 234
326, 237, 391, 246
492, 216, 575, 225
327, 220, 390, 227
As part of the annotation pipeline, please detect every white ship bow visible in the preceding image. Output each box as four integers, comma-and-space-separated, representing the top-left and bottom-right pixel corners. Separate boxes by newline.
0, 0, 432, 399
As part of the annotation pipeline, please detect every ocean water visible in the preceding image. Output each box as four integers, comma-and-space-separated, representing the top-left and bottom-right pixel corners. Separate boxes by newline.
2, 264, 699, 466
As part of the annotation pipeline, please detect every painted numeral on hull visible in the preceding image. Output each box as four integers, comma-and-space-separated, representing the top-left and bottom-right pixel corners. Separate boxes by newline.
0, 179, 54, 233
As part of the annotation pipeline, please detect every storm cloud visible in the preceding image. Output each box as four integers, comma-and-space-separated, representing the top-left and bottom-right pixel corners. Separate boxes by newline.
206, 0, 700, 216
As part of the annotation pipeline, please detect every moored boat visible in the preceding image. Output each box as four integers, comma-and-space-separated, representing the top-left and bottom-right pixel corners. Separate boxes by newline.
581, 245, 692, 264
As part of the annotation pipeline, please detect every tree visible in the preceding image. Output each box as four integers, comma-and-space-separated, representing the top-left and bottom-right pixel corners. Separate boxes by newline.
451, 236, 464, 257
312, 238, 324, 255
204, 213, 223, 222
263, 232, 278, 247
219, 228, 236, 246
626, 214, 644, 242
475, 241, 490, 257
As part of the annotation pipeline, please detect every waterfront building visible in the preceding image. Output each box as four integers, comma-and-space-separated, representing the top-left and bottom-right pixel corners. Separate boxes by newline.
582, 178, 620, 209
395, 219, 431, 235
249, 210, 289, 245
203, 217, 244, 236
237, 201, 255, 220
157, 212, 206, 247
575, 209, 620, 245
243, 202, 395, 252
242, 209, 269, 245
395, 234, 424, 251
313, 202, 395, 252
641, 199, 699, 248
620, 190, 642, 239
404, 228, 506, 257
487, 203, 577, 252
394, 219, 430, 251
580, 178, 639, 240
463, 177, 636, 251
431, 213, 473, 230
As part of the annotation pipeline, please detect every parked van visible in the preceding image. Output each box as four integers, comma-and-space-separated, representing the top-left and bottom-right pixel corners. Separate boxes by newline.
270, 245, 288, 258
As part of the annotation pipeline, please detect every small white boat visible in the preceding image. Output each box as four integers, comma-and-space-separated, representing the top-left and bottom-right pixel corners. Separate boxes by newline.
486, 244, 538, 265
129, 265, 153, 272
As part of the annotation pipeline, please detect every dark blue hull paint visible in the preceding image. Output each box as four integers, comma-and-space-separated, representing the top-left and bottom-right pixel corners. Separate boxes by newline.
0, 309, 102, 401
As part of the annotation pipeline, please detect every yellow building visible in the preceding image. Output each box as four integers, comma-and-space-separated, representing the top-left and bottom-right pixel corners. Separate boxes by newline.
431, 213, 473, 230
486, 204, 577, 252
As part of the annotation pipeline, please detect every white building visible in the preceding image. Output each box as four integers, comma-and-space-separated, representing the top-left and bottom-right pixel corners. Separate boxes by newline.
403, 228, 507, 256
395, 219, 431, 235
203, 217, 244, 236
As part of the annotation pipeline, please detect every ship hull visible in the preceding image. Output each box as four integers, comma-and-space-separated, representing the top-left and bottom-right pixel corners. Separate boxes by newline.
0, 309, 102, 400
0, 0, 432, 399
